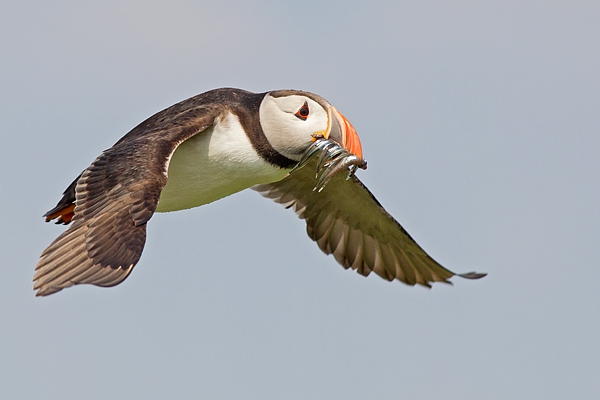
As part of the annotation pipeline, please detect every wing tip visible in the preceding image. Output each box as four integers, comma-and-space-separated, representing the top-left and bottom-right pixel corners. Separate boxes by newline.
457, 271, 487, 280
33, 285, 62, 297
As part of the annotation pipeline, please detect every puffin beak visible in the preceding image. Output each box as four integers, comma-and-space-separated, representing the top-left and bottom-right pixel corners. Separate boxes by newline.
325, 107, 364, 160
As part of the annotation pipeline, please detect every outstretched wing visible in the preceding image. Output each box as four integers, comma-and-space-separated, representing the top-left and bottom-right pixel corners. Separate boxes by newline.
253, 159, 485, 287
34, 94, 228, 296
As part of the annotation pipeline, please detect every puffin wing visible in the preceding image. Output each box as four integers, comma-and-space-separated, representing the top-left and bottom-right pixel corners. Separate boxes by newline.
34, 98, 225, 296
253, 159, 485, 286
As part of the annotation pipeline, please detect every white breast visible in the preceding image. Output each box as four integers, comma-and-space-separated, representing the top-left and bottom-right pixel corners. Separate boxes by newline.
155, 112, 289, 212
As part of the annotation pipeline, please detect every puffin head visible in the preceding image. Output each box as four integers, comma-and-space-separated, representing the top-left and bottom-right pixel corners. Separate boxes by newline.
259, 90, 363, 164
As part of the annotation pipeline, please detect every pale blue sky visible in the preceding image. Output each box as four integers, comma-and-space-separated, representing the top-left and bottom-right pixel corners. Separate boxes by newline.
2, 1, 599, 399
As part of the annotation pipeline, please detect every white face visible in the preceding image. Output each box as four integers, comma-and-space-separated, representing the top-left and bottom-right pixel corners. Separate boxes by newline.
259, 93, 330, 162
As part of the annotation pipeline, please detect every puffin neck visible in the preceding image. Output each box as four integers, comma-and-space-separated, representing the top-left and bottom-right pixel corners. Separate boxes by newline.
232, 92, 297, 169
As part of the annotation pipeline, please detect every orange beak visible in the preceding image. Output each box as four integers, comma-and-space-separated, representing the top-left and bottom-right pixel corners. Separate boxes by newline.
326, 107, 363, 160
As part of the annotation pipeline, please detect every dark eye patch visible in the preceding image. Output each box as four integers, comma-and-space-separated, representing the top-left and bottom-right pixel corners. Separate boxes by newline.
295, 102, 310, 120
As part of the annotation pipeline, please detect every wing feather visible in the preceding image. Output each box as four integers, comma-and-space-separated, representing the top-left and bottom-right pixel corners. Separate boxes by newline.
254, 156, 486, 287
34, 95, 227, 296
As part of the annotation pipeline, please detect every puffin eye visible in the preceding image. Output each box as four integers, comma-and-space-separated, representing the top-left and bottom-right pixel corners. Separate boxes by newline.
294, 102, 310, 120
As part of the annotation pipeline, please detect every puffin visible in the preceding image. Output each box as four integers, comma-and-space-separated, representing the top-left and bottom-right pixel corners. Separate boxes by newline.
34, 88, 485, 296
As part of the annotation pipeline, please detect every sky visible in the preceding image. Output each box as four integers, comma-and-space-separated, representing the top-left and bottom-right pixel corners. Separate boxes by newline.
1, 1, 599, 399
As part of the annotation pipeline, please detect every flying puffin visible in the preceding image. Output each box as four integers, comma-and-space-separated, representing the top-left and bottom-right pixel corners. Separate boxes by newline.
34, 88, 485, 296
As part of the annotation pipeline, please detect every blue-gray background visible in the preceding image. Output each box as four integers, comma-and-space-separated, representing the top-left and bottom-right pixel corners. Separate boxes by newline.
1, 1, 598, 399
